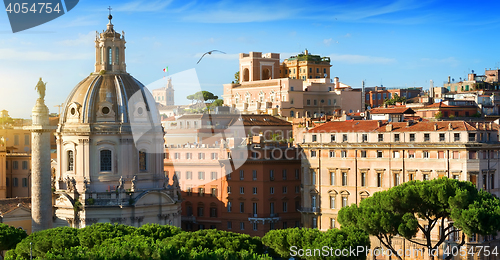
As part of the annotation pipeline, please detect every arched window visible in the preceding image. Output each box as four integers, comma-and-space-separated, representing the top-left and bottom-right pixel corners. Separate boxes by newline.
100, 149, 112, 172
290, 111, 294, 117
115, 47, 119, 64
139, 150, 147, 171
67, 150, 74, 171
107, 47, 112, 65
100, 47, 104, 64
242, 68, 249, 82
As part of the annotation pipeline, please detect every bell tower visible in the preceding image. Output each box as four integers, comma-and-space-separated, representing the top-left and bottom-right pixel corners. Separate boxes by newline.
94, 9, 126, 73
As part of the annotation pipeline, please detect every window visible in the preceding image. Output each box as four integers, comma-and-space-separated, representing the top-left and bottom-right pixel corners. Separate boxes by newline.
185, 171, 192, 179
252, 187, 257, 194
377, 173, 382, 187
454, 133, 460, 142
307, 100, 311, 105
198, 187, 205, 197
330, 134, 336, 142
342, 172, 347, 186
312, 134, 317, 142
330, 196, 335, 209
240, 202, 245, 213
469, 133, 476, 142
394, 134, 400, 142
394, 173, 400, 186
240, 170, 244, 180
107, 47, 112, 65
469, 151, 477, 159
424, 133, 430, 142
197, 206, 204, 216
408, 150, 415, 158
100, 150, 112, 171
492, 174, 495, 189
295, 169, 300, 180
295, 186, 300, 193
270, 187, 274, 194
283, 202, 288, 212
393, 151, 400, 158
227, 221, 232, 229
378, 134, 384, 142
361, 172, 366, 187
22, 178, 27, 187
312, 217, 317, 229
198, 153, 205, 159
329, 150, 335, 158
330, 218, 335, 229
210, 207, 217, 217
330, 172, 335, 185
439, 133, 445, 142
139, 150, 147, 171
211, 153, 218, 160
14, 135, 19, 145
253, 223, 258, 231
22, 161, 28, 170
423, 174, 429, 181
227, 202, 232, 212
282, 186, 287, 194
438, 151, 444, 159
187, 187, 192, 196
343, 134, 348, 142
270, 170, 275, 180
240, 222, 245, 230
423, 151, 429, 159
283, 222, 288, 229
211, 171, 217, 180
361, 151, 367, 158
310, 150, 317, 157
13, 161, 18, 170
377, 150, 383, 158
240, 187, 244, 194
186, 153, 192, 159
452, 151, 459, 159
24, 134, 29, 145
13, 178, 18, 187
211, 187, 217, 197
198, 171, 205, 180
410, 134, 415, 142
341, 150, 347, 158
282, 169, 287, 180
362, 134, 368, 142
174, 153, 180, 159
342, 196, 348, 207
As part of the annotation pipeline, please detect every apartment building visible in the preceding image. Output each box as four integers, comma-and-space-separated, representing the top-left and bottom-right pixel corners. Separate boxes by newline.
301, 120, 500, 258
164, 138, 302, 237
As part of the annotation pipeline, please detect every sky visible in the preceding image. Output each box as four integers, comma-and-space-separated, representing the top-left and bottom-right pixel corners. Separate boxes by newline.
2, 0, 500, 118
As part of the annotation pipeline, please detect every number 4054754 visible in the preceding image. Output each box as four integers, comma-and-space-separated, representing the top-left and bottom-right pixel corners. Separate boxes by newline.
6, 3, 61, 14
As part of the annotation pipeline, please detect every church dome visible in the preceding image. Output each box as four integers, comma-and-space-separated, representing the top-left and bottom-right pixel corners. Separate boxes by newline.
59, 15, 159, 131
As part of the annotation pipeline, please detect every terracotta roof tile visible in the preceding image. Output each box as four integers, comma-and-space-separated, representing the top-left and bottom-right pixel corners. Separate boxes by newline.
369, 107, 415, 114
308, 120, 500, 133
0, 197, 30, 215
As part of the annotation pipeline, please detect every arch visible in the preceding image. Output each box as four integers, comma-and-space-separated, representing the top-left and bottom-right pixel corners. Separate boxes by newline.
133, 190, 175, 206
290, 111, 294, 117
262, 68, 271, 80
340, 190, 350, 195
138, 149, 147, 172
115, 47, 119, 64
107, 47, 112, 70
328, 189, 338, 195
67, 150, 74, 172
359, 191, 370, 197
242, 68, 249, 82
100, 149, 112, 172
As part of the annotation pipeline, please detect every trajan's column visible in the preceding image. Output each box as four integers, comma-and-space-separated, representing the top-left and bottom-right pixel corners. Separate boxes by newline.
28, 78, 54, 232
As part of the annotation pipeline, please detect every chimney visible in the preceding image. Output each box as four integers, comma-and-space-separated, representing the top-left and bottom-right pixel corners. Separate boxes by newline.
407, 121, 412, 126
386, 124, 393, 132
448, 123, 453, 131
489, 122, 493, 130
434, 124, 438, 131
476, 122, 479, 129
448, 76, 451, 84
377, 120, 382, 127
334, 77, 340, 89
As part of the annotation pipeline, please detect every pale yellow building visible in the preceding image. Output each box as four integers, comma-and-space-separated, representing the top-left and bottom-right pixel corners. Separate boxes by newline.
301, 120, 500, 259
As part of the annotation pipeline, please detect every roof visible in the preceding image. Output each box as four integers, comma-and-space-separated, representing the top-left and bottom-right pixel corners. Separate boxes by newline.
308, 120, 500, 133
369, 107, 415, 114
0, 197, 30, 215
423, 102, 476, 109
174, 114, 291, 127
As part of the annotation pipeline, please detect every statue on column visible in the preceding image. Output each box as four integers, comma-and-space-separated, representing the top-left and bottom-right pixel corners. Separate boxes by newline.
35, 77, 46, 100
172, 174, 179, 188
117, 176, 125, 191
131, 175, 137, 191
83, 177, 90, 192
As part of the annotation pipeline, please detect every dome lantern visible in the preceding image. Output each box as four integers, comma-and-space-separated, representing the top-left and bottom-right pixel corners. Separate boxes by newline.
95, 9, 126, 74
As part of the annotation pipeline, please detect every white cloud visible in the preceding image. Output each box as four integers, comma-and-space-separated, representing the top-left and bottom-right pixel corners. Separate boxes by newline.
0, 48, 91, 61
329, 53, 397, 64
57, 31, 95, 46
323, 38, 332, 46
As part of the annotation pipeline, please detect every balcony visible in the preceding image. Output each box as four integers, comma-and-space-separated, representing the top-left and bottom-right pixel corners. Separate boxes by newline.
248, 213, 280, 224
298, 206, 320, 214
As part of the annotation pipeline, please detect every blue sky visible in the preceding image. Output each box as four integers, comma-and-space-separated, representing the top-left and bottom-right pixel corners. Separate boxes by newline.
2, 0, 500, 118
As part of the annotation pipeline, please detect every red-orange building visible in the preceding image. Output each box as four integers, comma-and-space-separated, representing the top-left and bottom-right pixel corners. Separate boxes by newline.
164, 138, 302, 237
413, 102, 478, 119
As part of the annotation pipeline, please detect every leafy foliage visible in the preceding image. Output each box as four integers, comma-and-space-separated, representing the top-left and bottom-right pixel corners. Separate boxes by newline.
434, 111, 443, 119
262, 227, 369, 260
338, 178, 500, 260
187, 91, 219, 104
383, 93, 406, 106
6, 224, 272, 260
0, 224, 27, 253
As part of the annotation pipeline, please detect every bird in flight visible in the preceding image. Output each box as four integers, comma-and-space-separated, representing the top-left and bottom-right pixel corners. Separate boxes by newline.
197, 50, 226, 64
